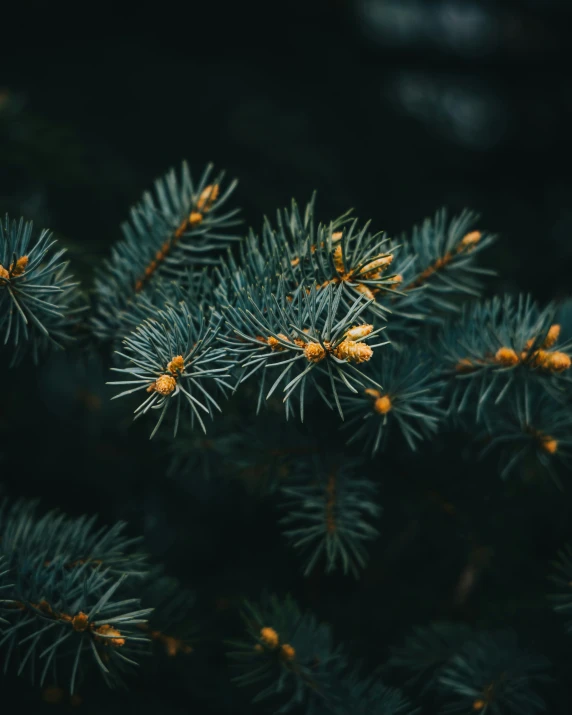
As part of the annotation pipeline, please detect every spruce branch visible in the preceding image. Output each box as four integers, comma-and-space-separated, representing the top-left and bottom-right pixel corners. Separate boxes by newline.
92, 161, 241, 341
109, 300, 233, 438
340, 346, 445, 454
384, 208, 496, 333
0, 214, 87, 366
440, 294, 572, 421
279, 457, 381, 577
0, 499, 154, 693
222, 281, 387, 420
476, 382, 572, 484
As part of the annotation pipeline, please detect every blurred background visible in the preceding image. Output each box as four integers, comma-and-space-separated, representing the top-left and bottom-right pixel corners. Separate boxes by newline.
2, 0, 571, 301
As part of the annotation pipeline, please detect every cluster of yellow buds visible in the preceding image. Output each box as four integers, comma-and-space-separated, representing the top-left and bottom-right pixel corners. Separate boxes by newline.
0, 255, 28, 282
267, 324, 375, 366
488, 325, 571, 374
147, 355, 185, 395
325, 233, 396, 301
332, 324, 374, 364
530, 349, 571, 373
299, 324, 375, 365
23, 600, 126, 648
524, 324, 570, 373
256, 627, 296, 661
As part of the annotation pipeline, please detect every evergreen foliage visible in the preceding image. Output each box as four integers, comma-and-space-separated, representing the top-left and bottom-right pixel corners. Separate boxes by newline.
2, 157, 572, 712
279, 456, 380, 577
0, 215, 86, 365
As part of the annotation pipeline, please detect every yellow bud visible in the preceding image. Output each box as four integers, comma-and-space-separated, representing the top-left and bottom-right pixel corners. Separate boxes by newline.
353, 283, 376, 301
268, 334, 290, 351
541, 437, 558, 454
373, 395, 392, 414
360, 254, 393, 274
154, 374, 177, 395
10, 255, 28, 276
331, 231, 343, 243
304, 342, 327, 363
167, 355, 185, 375
281, 643, 296, 660
461, 230, 482, 248
494, 347, 519, 367
72, 612, 90, 632
364, 387, 382, 399
260, 627, 279, 648
334, 339, 373, 364
543, 351, 571, 373
95, 624, 125, 647
542, 324, 561, 349
196, 184, 219, 212
188, 211, 203, 226
332, 244, 345, 273
346, 324, 374, 340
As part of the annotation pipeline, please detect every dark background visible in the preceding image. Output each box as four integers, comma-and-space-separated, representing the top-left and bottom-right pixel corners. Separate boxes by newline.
2, 0, 572, 300
1, 1, 572, 712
